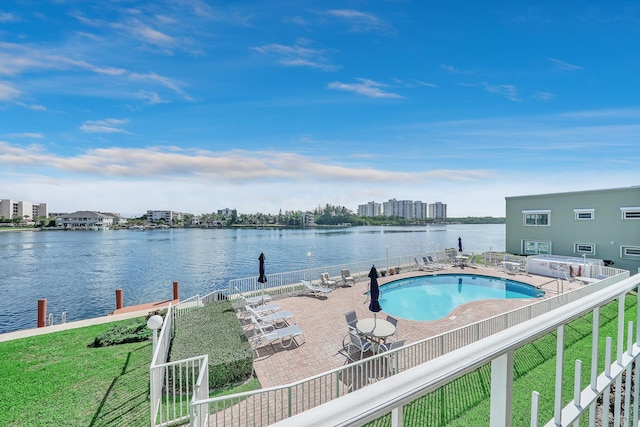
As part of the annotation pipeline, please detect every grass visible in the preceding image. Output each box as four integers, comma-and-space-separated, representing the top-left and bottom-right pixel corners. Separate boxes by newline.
0, 319, 152, 426
0, 314, 261, 426
366, 296, 637, 426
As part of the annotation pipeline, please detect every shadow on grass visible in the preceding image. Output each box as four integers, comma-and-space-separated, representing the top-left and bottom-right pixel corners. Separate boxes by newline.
89, 343, 152, 426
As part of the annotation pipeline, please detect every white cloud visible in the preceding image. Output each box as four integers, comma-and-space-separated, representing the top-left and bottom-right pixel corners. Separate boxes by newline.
483, 83, 521, 102
548, 58, 583, 71
0, 11, 18, 22
252, 41, 338, 71
328, 78, 403, 98
79, 119, 131, 133
323, 9, 392, 34
0, 81, 19, 99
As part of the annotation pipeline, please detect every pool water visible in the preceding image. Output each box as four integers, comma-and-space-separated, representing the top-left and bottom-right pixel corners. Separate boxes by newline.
379, 274, 543, 321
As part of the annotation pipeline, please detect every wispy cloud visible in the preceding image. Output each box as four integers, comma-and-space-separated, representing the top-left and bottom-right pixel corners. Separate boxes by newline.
534, 91, 555, 101
483, 83, 521, 102
129, 72, 192, 101
252, 41, 338, 71
548, 58, 583, 71
439, 63, 473, 74
392, 78, 437, 88
2, 132, 43, 139
0, 11, 19, 22
0, 81, 19, 100
323, 9, 393, 34
328, 78, 403, 98
79, 119, 131, 134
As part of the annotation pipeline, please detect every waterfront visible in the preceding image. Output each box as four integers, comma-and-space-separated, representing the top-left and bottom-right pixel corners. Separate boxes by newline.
0, 224, 504, 334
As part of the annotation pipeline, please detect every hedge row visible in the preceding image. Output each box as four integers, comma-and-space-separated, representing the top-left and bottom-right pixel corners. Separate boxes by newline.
170, 302, 254, 389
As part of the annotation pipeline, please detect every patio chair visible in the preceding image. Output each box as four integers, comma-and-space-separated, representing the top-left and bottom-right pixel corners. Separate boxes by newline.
385, 314, 398, 340
345, 310, 359, 334
344, 330, 373, 361
320, 272, 337, 288
379, 340, 406, 375
301, 279, 332, 298
341, 269, 356, 287
245, 305, 294, 328
249, 316, 305, 357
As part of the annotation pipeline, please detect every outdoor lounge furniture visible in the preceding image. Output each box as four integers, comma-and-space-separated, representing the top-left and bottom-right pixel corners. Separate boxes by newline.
341, 269, 356, 287
249, 316, 305, 357
424, 255, 446, 270
345, 310, 359, 334
385, 314, 399, 340
235, 287, 273, 307
301, 279, 332, 298
344, 330, 373, 361
320, 272, 337, 288
245, 305, 294, 328
239, 302, 280, 320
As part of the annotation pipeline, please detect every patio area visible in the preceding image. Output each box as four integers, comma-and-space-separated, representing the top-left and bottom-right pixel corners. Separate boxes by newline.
249, 264, 577, 388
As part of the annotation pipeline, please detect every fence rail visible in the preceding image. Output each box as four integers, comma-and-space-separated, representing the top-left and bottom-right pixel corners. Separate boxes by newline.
190, 259, 630, 426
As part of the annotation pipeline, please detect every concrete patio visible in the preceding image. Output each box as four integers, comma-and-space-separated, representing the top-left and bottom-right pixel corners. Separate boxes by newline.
248, 263, 577, 388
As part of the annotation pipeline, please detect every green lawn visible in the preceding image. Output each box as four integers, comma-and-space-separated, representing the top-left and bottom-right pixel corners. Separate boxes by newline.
0, 319, 152, 426
0, 314, 261, 427
366, 296, 636, 426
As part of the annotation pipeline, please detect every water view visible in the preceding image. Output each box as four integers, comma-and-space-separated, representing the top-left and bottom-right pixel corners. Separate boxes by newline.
0, 224, 504, 334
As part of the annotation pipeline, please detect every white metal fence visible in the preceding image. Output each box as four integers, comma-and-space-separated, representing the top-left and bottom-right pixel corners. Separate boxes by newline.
150, 291, 223, 427
189, 262, 630, 426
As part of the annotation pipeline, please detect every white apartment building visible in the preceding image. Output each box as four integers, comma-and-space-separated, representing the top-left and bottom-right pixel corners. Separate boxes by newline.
357, 201, 382, 217
146, 210, 182, 223
428, 201, 447, 221
0, 199, 48, 222
382, 199, 429, 219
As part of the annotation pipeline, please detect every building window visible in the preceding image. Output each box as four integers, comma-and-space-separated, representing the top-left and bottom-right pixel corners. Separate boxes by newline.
574, 209, 594, 220
621, 207, 640, 220
522, 210, 550, 226
574, 243, 595, 255
523, 240, 551, 254
621, 246, 640, 259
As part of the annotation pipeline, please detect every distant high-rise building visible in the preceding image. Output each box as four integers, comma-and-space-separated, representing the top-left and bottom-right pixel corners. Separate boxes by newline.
428, 202, 447, 222
381, 199, 430, 219
357, 201, 382, 217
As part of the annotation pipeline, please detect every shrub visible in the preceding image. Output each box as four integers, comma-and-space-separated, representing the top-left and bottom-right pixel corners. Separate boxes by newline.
170, 302, 253, 390
88, 318, 152, 347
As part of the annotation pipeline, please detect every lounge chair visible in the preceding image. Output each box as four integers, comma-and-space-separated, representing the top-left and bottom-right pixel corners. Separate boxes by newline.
235, 287, 273, 307
423, 256, 446, 270
246, 305, 294, 328
301, 279, 332, 298
320, 272, 337, 288
249, 316, 305, 357
341, 269, 356, 287
239, 302, 280, 320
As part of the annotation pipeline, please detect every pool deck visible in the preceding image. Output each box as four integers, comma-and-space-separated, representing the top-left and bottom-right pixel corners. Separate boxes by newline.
249, 263, 580, 388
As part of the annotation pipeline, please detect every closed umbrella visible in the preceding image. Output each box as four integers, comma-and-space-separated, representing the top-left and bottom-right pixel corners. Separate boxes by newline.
258, 252, 267, 304
458, 237, 463, 253
368, 265, 382, 327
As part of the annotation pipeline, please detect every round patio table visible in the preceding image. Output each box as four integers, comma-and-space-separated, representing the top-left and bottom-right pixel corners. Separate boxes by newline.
356, 318, 396, 343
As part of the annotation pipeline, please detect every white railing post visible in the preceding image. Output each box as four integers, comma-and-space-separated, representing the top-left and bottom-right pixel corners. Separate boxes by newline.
553, 325, 565, 426
489, 351, 514, 427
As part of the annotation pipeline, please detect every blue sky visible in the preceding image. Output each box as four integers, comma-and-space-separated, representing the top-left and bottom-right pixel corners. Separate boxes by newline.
1, 1, 639, 217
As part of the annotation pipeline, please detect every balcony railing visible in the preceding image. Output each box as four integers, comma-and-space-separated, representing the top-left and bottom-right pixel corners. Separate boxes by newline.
269, 272, 640, 427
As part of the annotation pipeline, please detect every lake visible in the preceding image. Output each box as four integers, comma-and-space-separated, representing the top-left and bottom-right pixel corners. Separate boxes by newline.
0, 224, 505, 334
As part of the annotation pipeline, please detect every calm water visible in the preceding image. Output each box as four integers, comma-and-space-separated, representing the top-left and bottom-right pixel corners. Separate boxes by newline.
0, 224, 504, 333
379, 274, 539, 322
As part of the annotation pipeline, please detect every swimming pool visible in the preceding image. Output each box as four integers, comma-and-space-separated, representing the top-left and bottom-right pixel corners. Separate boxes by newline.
379, 274, 543, 321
